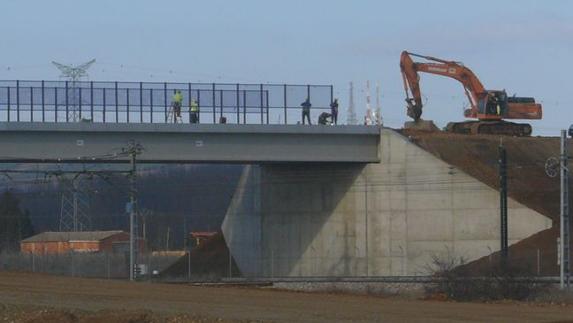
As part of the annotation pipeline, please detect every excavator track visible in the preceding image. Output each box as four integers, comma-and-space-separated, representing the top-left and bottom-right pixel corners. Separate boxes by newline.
446, 121, 532, 137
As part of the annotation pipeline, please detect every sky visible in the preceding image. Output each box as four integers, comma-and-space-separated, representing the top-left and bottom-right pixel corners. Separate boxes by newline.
0, 0, 572, 134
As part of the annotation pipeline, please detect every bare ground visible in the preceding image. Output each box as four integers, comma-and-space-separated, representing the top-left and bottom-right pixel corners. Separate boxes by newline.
1, 272, 573, 322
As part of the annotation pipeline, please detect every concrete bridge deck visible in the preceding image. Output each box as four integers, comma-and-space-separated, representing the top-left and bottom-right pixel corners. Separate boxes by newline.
0, 122, 381, 163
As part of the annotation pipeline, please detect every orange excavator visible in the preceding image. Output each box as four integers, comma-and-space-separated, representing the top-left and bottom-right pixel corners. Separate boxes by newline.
400, 51, 542, 136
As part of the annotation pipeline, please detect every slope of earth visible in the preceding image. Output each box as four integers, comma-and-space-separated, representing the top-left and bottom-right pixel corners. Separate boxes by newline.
400, 129, 573, 275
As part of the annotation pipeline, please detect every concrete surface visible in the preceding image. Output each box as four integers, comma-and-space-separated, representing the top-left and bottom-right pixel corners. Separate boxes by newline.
222, 128, 552, 277
0, 122, 380, 163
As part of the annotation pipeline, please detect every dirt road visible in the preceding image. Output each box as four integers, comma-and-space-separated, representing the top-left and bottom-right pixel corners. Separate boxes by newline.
1, 272, 572, 322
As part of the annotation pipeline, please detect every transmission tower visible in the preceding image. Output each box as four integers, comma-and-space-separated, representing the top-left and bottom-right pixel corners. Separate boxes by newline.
52, 59, 96, 122
364, 80, 374, 125
375, 82, 382, 125
59, 176, 91, 232
347, 81, 357, 125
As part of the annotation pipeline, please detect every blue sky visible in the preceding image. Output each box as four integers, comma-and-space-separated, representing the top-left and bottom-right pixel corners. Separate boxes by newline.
1, 0, 572, 134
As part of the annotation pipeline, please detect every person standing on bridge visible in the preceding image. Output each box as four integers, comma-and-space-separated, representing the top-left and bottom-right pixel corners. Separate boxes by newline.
301, 97, 312, 125
172, 90, 183, 123
330, 98, 339, 125
189, 99, 199, 124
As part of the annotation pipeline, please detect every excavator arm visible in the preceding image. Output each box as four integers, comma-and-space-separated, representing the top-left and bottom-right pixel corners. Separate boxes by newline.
400, 51, 486, 121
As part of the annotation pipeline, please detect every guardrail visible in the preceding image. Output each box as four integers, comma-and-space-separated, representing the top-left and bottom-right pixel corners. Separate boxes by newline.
0, 80, 333, 125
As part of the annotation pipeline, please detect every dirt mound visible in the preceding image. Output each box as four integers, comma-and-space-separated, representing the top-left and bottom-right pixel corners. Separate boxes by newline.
160, 232, 239, 279
400, 129, 573, 275
404, 119, 440, 132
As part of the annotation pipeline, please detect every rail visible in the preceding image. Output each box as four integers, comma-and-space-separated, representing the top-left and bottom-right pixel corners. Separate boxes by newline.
0, 80, 334, 125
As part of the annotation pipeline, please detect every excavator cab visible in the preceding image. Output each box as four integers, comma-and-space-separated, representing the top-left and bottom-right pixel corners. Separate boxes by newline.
477, 90, 508, 118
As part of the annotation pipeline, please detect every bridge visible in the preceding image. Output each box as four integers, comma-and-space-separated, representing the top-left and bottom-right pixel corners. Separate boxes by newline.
0, 80, 381, 163
0, 80, 553, 281
0, 122, 380, 163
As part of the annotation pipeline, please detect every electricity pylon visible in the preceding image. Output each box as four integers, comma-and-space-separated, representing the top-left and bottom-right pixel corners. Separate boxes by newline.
52, 59, 96, 122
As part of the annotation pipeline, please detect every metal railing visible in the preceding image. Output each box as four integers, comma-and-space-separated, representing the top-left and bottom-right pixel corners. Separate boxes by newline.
0, 80, 333, 125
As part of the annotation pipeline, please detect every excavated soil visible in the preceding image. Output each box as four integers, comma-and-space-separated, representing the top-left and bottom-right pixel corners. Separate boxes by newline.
401, 129, 573, 275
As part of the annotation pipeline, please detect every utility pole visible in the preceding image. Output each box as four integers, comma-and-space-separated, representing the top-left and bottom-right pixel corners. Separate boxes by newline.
499, 142, 508, 265
560, 129, 570, 289
545, 129, 571, 289
126, 141, 142, 281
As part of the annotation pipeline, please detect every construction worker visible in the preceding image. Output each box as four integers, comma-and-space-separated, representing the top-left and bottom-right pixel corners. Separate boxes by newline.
172, 90, 183, 122
301, 97, 312, 125
189, 99, 199, 124
318, 112, 332, 125
330, 98, 339, 125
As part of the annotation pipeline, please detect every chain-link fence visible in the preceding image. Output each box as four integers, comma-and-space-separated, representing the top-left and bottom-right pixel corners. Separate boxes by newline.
0, 251, 182, 280
0, 80, 333, 125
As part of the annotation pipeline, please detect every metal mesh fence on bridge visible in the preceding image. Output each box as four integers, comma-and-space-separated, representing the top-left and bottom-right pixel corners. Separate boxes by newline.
0, 80, 333, 125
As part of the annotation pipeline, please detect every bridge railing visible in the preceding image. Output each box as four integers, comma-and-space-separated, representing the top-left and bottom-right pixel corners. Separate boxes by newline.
0, 80, 333, 125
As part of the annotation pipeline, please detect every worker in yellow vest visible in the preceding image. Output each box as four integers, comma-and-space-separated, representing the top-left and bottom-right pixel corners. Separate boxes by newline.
172, 90, 183, 122
189, 99, 199, 124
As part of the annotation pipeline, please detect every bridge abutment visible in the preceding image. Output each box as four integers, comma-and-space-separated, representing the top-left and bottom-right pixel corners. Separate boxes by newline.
222, 129, 552, 277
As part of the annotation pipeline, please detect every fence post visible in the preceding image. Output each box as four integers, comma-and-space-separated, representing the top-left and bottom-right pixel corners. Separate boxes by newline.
188, 83, 192, 124
164, 82, 168, 123
212, 83, 216, 124
127, 88, 130, 123
537, 248, 541, 276
150, 89, 154, 123
54, 86, 58, 123
65, 81, 69, 122
41, 80, 45, 122
197, 90, 201, 124
103, 88, 107, 123
70, 252, 74, 277
259, 84, 264, 124
140, 82, 143, 123
266, 89, 269, 124
236, 84, 240, 124
16, 80, 20, 122
79, 84, 82, 120
188, 251, 191, 281
7, 85, 10, 122
115, 82, 119, 123
30, 86, 33, 122
243, 90, 246, 124
283, 84, 287, 125
90, 81, 94, 122
107, 253, 111, 279
219, 89, 223, 121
